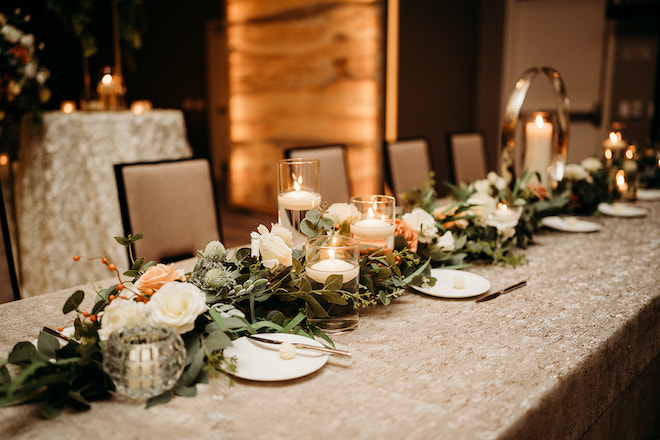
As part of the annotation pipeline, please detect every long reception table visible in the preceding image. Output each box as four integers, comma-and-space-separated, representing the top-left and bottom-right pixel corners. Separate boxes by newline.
15, 110, 193, 298
0, 201, 658, 439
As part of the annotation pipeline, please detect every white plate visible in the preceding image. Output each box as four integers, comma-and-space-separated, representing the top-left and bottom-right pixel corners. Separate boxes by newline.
411, 268, 490, 299
223, 333, 329, 381
637, 188, 660, 201
541, 216, 602, 232
597, 202, 647, 217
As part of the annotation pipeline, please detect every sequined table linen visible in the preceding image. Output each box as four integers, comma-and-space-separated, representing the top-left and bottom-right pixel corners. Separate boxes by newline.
15, 110, 192, 297
0, 203, 658, 439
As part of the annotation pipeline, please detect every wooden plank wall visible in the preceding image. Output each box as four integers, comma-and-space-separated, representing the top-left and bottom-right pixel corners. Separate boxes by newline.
225, 0, 384, 211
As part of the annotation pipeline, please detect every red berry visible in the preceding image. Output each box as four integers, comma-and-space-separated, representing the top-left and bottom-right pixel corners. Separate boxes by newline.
82, 311, 89, 317
57, 326, 64, 332
89, 314, 97, 322
108, 294, 116, 301
73, 255, 80, 262
101, 257, 108, 264
108, 263, 116, 271
116, 283, 124, 291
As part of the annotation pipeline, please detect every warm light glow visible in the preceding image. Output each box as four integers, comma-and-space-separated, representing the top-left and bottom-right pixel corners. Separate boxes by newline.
60, 101, 76, 114
534, 114, 545, 128
292, 174, 302, 191
130, 100, 152, 115
0, 154, 9, 166
625, 148, 634, 160
615, 169, 627, 191
498, 202, 508, 211
605, 149, 613, 160
609, 131, 621, 143
367, 207, 375, 220
101, 74, 113, 85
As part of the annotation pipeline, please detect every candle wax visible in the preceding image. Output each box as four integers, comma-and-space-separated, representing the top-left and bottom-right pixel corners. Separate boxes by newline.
278, 190, 322, 210
306, 259, 359, 284
350, 218, 395, 240
524, 116, 553, 185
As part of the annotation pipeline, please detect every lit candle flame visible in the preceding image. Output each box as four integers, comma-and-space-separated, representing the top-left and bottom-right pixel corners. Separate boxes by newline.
615, 169, 626, 191
367, 207, 375, 219
292, 174, 302, 191
604, 149, 612, 160
609, 131, 620, 143
625, 149, 634, 160
498, 202, 508, 211
101, 73, 113, 85
534, 114, 545, 128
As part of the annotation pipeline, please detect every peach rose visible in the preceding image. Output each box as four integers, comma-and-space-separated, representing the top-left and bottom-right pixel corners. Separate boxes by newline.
134, 263, 186, 293
394, 219, 418, 253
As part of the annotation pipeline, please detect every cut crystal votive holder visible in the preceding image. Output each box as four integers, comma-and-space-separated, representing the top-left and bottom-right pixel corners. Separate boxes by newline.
103, 325, 185, 400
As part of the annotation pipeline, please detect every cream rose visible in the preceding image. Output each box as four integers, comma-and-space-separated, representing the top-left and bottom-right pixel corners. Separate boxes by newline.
250, 224, 293, 269
147, 282, 207, 334
134, 263, 186, 293
401, 208, 438, 243
99, 298, 147, 340
581, 156, 602, 174
564, 163, 588, 181
325, 203, 359, 227
437, 230, 455, 251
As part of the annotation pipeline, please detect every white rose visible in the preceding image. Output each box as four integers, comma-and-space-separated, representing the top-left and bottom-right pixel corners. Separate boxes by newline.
564, 164, 588, 181
19, 33, 34, 49
23, 61, 37, 79
1, 25, 22, 43
487, 172, 500, 185
99, 298, 147, 341
148, 282, 207, 334
401, 208, 438, 243
437, 230, 454, 251
581, 156, 602, 174
325, 203, 358, 226
472, 179, 491, 195
250, 224, 293, 269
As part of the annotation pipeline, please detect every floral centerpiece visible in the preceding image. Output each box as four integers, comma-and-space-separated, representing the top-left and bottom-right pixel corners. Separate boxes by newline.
0, 157, 618, 416
0, 8, 50, 139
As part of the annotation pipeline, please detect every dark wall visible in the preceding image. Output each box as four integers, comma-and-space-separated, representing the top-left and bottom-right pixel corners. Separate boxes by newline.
397, 0, 505, 194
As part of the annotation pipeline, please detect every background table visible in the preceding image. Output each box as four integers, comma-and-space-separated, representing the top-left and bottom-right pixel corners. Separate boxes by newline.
14, 110, 192, 298
0, 202, 658, 439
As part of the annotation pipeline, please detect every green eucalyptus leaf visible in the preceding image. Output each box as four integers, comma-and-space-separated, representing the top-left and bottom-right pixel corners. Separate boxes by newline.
131, 232, 144, 241
299, 277, 312, 293
300, 220, 316, 237
281, 312, 306, 333
40, 401, 63, 419
305, 209, 320, 223
323, 274, 343, 291
143, 260, 157, 271
173, 383, 197, 398
204, 331, 232, 353
113, 236, 131, 247
302, 295, 329, 318
63, 290, 85, 314
319, 290, 348, 305
123, 269, 140, 278
146, 390, 173, 409
132, 257, 144, 271
37, 332, 60, 358
266, 310, 285, 325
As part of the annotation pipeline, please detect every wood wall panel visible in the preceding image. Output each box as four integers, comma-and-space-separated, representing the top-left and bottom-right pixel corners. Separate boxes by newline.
225, 0, 384, 210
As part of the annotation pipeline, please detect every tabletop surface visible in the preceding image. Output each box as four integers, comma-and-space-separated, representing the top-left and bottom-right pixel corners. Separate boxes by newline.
1, 202, 658, 440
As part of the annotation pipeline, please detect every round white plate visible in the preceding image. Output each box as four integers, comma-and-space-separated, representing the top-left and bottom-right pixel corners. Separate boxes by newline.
541, 216, 602, 232
637, 188, 660, 201
411, 268, 490, 299
223, 333, 328, 381
597, 202, 647, 217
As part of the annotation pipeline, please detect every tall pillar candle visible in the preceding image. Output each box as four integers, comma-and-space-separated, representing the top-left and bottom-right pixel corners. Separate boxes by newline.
524, 113, 553, 186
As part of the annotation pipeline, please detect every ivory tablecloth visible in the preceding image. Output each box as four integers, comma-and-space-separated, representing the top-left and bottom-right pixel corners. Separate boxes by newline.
0, 202, 659, 439
15, 110, 192, 298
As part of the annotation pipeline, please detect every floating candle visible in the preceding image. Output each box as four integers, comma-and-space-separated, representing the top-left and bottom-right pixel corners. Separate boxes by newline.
603, 131, 626, 150
277, 190, 322, 211
350, 218, 396, 240
306, 258, 359, 284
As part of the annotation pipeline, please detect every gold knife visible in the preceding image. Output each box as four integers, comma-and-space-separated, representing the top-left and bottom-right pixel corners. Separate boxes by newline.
475, 280, 527, 302
247, 334, 352, 357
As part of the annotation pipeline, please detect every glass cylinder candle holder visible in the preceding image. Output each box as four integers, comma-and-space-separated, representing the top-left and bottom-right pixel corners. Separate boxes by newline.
278, 159, 322, 249
349, 195, 396, 253
305, 235, 360, 334
102, 325, 185, 400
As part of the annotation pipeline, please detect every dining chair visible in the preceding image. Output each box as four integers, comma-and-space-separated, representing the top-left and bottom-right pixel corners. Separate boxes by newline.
384, 137, 433, 198
0, 181, 20, 303
446, 131, 489, 184
285, 144, 352, 205
114, 158, 222, 265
